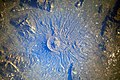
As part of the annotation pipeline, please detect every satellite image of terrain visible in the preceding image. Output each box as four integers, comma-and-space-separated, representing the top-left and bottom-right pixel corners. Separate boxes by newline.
0, 0, 120, 80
